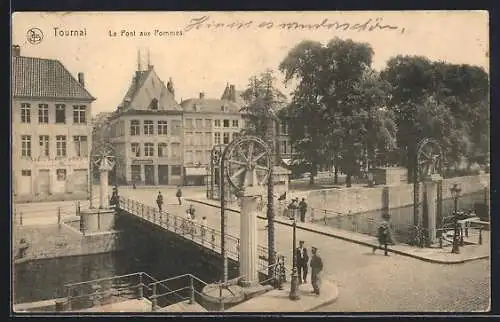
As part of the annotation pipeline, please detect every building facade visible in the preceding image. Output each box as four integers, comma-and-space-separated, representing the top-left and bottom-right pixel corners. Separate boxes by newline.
11, 45, 95, 202
180, 90, 244, 186
108, 64, 184, 186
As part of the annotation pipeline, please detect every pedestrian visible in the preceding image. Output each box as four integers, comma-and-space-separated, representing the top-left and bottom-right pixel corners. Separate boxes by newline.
187, 204, 196, 220
156, 191, 164, 212
288, 198, 299, 220
296, 240, 309, 284
176, 186, 183, 205
299, 198, 308, 223
110, 186, 119, 207
373, 213, 391, 256
310, 246, 323, 295
201, 216, 207, 238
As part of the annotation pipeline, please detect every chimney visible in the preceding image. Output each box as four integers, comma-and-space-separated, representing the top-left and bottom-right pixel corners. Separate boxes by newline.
12, 45, 20, 57
229, 84, 236, 102
77, 72, 85, 87
199, 92, 205, 99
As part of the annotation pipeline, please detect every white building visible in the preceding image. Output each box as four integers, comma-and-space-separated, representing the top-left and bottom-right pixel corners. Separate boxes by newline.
11, 45, 95, 202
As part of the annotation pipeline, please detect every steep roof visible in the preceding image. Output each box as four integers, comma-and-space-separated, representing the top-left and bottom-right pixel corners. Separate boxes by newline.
180, 98, 241, 114
220, 84, 246, 107
119, 68, 182, 112
12, 56, 95, 101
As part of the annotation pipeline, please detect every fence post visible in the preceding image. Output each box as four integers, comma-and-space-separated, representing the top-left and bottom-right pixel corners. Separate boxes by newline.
189, 276, 195, 304
439, 235, 443, 248
58, 207, 62, 225
323, 210, 327, 225
138, 274, 144, 299
66, 286, 72, 311
141, 204, 144, 218
151, 283, 158, 311
97, 210, 101, 231
19, 212, 23, 226
211, 230, 216, 250
479, 228, 483, 245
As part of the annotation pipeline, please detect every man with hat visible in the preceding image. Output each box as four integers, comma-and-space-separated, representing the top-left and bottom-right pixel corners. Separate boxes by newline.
310, 246, 323, 295
296, 240, 309, 284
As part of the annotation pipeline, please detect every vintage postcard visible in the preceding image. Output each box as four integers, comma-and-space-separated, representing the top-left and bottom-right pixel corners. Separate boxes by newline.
11, 11, 490, 314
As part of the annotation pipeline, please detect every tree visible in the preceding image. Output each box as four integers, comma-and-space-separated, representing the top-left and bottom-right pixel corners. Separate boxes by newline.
240, 69, 286, 277
280, 38, 396, 187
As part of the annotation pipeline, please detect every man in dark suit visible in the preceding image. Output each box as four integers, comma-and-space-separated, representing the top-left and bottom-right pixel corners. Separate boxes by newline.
296, 240, 309, 284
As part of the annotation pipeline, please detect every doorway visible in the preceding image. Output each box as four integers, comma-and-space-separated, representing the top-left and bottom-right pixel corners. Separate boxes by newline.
18, 170, 32, 195
158, 165, 169, 185
38, 169, 50, 194
144, 165, 155, 185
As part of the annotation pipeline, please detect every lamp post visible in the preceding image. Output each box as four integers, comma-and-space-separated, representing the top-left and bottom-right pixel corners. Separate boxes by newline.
450, 183, 461, 254
289, 208, 300, 300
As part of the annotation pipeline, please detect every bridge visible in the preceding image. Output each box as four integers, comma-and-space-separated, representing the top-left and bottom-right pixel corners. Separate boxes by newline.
116, 196, 287, 276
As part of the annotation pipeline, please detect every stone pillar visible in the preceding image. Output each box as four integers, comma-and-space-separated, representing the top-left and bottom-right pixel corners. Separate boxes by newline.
99, 170, 109, 209
239, 188, 261, 287
423, 174, 442, 245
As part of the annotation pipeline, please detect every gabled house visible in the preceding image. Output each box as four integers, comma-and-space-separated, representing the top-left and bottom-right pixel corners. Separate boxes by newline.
108, 58, 183, 185
11, 45, 96, 202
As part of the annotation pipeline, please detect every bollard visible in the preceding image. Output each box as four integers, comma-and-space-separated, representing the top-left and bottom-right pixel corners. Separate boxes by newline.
19, 212, 23, 226
439, 236, 443, 248
189, 276, 195, 304
151, 283, 158, 311
97, 210, 101, 231
479, 228, 483, 245
58, 207, 62, 225
141, 204, 144, 218
323, 210, 327, 225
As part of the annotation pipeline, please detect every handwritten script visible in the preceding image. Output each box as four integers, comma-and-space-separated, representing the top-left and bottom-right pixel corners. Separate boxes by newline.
183, 16, 405, 34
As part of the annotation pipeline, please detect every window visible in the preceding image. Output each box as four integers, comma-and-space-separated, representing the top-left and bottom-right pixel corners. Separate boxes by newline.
73, 136, 88, 157
21, 135, 31, 157
158, 120, 168, 135
214, 119, 221, 127
214, 132, 221, 145
73, 105, 87, 124
205, 119, 212, 128
185, 118, 193, 129
232, 120, 239, 128
171, 143, 181, 157
39, 135, 49, 157
56, 136, 67, 157
195, 119, 203, 129
21, 103, 31, 123
223, 119, 230, 128
38, 104, 48, 124
185, 133, 193, 145
281, 121, 288, 135
57, 169, 67, 181
171, 165, 182, 176
55, 104, 66, 123
185, 151, 193, 164
149, 98, 158, 110
195, 151, 203, 164
171, 120, 181, 135
223, 132, 230, 144
144, 120, 154, 135
205, 133, 212, 145
195, 132, 203, 146
281, 140, 288, 154
21, 170, 31, 176
131, 143, 140, 157
158, 143, 168, 157
144, 143, 154, 156
130, 120, 140, 136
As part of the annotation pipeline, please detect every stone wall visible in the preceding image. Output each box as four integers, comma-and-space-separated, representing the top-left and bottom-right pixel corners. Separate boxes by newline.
303, 174, 489, 216
13, 223, 122, 262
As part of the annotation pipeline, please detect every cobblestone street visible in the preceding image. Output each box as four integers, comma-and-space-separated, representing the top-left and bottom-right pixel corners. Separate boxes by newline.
117, 187, 490, 312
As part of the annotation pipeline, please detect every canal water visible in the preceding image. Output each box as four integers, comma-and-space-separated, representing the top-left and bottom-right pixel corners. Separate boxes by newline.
14, 214, 239, 306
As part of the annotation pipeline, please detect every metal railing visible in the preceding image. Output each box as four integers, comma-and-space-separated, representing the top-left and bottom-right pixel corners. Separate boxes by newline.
117, 197, 280, 273
13, 201, 83, 227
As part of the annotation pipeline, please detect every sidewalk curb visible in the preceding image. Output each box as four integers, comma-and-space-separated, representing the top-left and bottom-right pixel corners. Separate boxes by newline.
186, 198, 489, 265
305, 281, 339, 312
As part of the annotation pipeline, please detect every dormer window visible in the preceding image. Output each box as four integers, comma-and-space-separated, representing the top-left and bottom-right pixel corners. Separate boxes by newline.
149, 98, 159, 110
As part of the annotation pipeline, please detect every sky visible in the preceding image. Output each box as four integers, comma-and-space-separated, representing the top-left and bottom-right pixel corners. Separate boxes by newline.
12, 11, 489, 116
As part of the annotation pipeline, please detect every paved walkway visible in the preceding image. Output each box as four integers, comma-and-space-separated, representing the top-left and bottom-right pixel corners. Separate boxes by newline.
185, 197, 490, 265
227, 280, 338, 312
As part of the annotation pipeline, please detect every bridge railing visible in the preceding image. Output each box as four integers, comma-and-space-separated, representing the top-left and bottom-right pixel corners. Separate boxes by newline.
117, 197, 279, 270
60, 272, 158, 311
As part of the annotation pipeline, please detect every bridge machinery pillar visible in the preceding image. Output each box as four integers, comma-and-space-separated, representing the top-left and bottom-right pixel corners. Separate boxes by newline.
239, 186, 262, 287
423, 174, 442, 245
79, 156, 116, 234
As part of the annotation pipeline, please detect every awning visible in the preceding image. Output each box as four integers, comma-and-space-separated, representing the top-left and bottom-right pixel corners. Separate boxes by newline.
282, 158, 292, 166
185, 167, 208, 176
